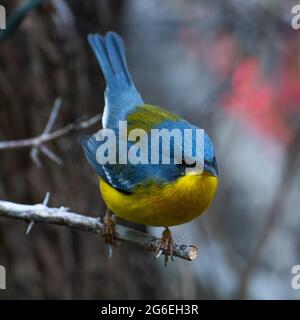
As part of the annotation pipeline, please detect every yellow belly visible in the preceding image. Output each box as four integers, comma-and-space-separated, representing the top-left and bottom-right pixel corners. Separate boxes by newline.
99, 174, 218, 227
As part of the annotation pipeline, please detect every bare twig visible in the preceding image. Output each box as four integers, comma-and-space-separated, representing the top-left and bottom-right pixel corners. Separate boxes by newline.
0, 113, 101, 150
0, 98, 101, 166
0, 196, 199, 262
30, 98, 63, 166
39, 145, 64, 166
26, 192, 50, 234
26, 221, 35, 235
42, 98, 62, 135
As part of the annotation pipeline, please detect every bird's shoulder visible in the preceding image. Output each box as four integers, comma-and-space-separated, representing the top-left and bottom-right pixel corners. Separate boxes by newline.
126, 104, 183, 132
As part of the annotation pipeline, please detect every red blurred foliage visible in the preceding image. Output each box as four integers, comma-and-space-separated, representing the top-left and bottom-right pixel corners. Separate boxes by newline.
205, 33, 241, 78
222, 37, 300, 147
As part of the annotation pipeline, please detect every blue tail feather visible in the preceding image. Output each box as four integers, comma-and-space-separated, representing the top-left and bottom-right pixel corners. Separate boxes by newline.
105, 32, 133, 85
88, 32, 133, 88
88, 32, 143, 128
87, 34, 114, 84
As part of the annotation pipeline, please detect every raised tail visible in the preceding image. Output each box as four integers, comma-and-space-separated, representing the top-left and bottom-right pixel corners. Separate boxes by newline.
88, 32, 143, 128
88, 32, 135, 88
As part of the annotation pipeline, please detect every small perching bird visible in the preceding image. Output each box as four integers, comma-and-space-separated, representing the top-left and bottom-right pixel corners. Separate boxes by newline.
81, 31, 218, 265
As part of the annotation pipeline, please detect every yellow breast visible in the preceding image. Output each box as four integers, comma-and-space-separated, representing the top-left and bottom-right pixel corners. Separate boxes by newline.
99, 174, 218, 227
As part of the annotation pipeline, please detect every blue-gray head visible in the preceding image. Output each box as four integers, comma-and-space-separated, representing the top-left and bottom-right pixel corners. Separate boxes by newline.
153, 119, 219, 179
179, 129, 218, 177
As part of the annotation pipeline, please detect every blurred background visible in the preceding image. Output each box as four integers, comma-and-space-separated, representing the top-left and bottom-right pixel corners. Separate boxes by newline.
0, 0, 300, 299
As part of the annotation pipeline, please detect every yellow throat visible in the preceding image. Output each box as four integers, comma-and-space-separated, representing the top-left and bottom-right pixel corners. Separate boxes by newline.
99, 173, 218, 227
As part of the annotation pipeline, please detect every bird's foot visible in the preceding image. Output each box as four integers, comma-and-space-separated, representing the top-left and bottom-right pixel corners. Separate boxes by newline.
103, 209, 117, 246
155, 227, 174, 266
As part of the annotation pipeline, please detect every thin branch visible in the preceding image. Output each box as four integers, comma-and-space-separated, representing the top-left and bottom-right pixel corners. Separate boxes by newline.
0, 104, 101, 150
42, 98, 62, 134
30, 147, 42, 167
0, 98, 101, 166
26, 192, 50, 234
39, 145, 64, 166
0, 197, 199, 262
30, 98, 63, 166
0, 114, 101, 150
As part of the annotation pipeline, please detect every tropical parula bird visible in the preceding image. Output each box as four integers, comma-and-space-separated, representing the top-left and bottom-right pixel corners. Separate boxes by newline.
81, 32, 218, 264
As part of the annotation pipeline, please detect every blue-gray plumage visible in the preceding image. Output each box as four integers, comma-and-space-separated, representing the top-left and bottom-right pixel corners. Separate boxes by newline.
87, 32, 143, 129
81, 32, 218, 195
81, 32, 219, 259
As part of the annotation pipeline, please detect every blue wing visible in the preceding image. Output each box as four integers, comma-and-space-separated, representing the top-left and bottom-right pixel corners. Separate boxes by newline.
81, 135, 134, 194
88, 32, 143, 128
84, 32, 211, 192
80, 131, 184, 195
81, 122, 204, 194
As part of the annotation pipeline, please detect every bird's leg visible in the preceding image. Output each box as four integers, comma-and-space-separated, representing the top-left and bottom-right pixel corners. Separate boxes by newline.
103, 208, 117, 246
155, 227, 174, 266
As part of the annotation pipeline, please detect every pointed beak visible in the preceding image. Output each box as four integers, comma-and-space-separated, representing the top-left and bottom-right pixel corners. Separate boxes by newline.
204, 160, 219, 177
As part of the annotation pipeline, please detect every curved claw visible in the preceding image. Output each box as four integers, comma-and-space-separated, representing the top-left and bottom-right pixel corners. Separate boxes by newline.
103, 209, 117, 246
155, 227, 174, 266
